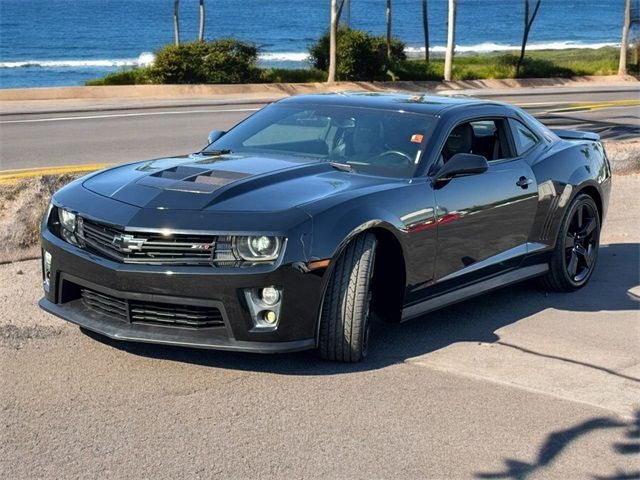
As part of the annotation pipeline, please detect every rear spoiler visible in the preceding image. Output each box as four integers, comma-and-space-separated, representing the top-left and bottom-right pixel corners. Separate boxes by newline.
550, 129, 600, 142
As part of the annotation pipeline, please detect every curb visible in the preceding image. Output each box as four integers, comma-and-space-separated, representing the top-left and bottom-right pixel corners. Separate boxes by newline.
1, 75, 636, 102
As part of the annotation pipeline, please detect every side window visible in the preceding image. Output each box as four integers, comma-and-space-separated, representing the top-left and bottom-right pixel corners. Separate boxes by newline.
439, 118, 513, 165
509, 119, 539, 156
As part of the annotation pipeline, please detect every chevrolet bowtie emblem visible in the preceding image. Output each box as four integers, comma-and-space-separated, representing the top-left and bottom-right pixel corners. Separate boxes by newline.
111, 234, 146, 253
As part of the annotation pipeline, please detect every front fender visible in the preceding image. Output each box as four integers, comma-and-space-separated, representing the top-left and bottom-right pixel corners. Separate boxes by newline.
308, 204, 407, 262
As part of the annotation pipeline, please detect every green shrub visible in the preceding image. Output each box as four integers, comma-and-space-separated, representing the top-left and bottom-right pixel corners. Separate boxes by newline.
309, 27, 405, 81
85, 67, 152, 86
149, 39, 259, 84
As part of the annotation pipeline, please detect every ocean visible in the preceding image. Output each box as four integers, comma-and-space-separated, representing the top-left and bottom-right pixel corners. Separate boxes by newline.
0, 0, 626, 89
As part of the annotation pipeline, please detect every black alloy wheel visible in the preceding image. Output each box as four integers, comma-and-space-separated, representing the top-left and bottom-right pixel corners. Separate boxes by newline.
540, 193, 601, 292
564, 201, 599, 283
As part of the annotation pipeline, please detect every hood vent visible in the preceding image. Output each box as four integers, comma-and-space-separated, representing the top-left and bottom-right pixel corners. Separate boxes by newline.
136, 167, 252, 194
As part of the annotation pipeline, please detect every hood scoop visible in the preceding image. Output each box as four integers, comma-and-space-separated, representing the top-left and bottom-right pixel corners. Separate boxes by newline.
82, 155, 379, 212
136, 166, 252, 193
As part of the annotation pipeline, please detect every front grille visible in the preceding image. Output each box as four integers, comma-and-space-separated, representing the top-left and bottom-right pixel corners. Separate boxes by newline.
77, 217, 234, 266
80, 288, 225, 328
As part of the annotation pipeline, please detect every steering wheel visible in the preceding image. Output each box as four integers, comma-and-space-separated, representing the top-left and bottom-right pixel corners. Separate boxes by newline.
370, 150, 413, 168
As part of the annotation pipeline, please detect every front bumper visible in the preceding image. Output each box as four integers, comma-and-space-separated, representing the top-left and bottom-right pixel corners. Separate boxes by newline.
40, 229, 324, 353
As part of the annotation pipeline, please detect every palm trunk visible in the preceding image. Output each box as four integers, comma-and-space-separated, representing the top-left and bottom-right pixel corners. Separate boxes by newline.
328, 0, 338, 83
386, 0, 392, 61
337, 0, 350, 26
198, 0, 206, 42
422, 0, 429, 63
516, 0, 541, 76
444, 0, 456, 81
619, 0, 631, 75
343, 0, 351, 26
173, 0, 180, 46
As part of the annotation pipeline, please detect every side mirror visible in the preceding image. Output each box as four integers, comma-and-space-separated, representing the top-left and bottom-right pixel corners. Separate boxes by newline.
207, 129, 226, 144
434, 153, 488, 183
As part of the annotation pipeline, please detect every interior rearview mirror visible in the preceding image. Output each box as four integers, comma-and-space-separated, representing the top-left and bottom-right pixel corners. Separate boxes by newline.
434, 153, 489, 184
207, 129, 226, 144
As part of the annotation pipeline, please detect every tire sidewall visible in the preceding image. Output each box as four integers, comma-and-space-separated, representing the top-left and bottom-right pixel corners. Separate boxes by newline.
318, 233, 377, 362
559, 195, 601, 289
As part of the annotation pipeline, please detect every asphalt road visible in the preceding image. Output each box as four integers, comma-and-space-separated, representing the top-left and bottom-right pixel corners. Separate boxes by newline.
0, 85, 638, 171
1, 174, 638, 479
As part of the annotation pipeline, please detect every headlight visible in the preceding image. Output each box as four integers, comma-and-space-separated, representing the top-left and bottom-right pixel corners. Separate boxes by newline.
234, 236, 282, 262
58, 208, 76, 232
56, 208, 80, 246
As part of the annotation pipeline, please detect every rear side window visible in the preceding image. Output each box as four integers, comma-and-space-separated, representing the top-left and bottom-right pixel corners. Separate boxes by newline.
509, 119, 539, 156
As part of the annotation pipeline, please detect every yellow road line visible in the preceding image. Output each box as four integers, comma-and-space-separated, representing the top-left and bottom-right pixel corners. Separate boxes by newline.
543, 99, 640, 114
0, 163, 110, 183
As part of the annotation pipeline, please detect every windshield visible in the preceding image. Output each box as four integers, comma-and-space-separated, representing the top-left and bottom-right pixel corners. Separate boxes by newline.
205, 103, 437, 178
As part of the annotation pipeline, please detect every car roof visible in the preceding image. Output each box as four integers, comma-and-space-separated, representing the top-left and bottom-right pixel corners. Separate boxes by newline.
278, 91, 499, 115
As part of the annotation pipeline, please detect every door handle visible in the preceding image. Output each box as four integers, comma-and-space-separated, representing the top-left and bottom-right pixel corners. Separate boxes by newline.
516, 176, 533, 189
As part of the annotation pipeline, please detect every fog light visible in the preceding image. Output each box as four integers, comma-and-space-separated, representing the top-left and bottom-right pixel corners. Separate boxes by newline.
43, 250, 52, 289
263, 310, 277, 324
260, 286, 280, 306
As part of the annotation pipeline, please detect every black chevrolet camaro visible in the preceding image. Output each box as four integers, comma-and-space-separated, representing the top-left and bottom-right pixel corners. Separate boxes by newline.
40, 92, 611, 362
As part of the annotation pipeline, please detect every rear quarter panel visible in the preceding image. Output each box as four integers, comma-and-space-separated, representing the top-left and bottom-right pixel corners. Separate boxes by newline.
528, 138, 611, 249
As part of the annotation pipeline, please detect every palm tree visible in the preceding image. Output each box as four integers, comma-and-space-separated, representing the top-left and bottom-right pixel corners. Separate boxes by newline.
516, 0, 542, 76
619, 0, 631, 74
422, 0, 429, 63
328, 0, 338, 82
444, 0, 456, 81
386, 0, 393, 61
198, 0, 206, 42
173, 0, 180, 46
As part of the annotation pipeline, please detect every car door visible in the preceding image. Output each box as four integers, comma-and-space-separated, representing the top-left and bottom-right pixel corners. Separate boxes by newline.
430, 117, 540, 291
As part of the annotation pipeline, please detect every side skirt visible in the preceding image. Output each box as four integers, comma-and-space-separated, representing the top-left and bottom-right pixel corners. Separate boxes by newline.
401, 263, 548, 322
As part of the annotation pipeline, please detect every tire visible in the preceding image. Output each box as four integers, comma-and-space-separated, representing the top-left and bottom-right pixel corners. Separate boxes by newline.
539, 193, 601, 292
318, 233, 377, 363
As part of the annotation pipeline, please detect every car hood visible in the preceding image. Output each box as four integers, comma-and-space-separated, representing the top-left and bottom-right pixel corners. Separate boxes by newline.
82, 154, 395, 212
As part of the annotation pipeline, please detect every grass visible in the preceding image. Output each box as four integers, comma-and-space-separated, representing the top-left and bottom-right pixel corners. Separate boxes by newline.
394, 47, 623, 81
86, 47, 632, 86
258, 67, 326, 83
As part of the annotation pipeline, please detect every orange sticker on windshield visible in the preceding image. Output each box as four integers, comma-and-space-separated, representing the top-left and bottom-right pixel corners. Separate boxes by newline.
410, 134, 424, 143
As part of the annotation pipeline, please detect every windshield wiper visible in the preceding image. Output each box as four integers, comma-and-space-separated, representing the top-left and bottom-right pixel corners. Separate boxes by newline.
328, 161, 354, 172
200, 149, 232, 156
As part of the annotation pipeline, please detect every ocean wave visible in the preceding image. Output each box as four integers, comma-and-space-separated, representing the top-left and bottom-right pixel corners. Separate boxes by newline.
252, 41, 619, 62
405, 41, 619, 54
258, 52, 310, 62
0, 52, 155, 69
0, 41, 618, 70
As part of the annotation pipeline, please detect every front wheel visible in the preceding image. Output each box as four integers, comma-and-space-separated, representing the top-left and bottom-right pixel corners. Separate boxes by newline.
318, 233, 377, 363
539, 193, 601, 292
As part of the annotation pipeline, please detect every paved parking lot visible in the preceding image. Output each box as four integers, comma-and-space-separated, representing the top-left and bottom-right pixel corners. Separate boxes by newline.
1, 174, 638, 479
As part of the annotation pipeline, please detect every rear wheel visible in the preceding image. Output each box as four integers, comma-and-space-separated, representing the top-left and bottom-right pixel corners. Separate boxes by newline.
539, 193, 600, 292
318, 233, 377, 363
